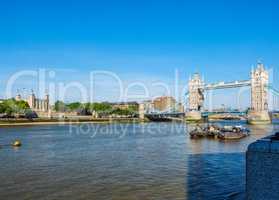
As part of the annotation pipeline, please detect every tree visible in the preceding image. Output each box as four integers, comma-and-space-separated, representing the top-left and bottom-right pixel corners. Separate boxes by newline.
0, 99, 30, 116
66, 102, 83, 111
16, 100, 30, 113
4, 106, 13, 116
110, 108, 133, 116
0, 103, 6, 114
54, 101, 66, 112
83, 103, 92, 115
90, 103, 112, 113
127, 105, 138, 114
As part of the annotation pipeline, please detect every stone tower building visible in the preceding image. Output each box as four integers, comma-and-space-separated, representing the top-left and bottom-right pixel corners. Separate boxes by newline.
138, 103, 145, 120
28, 92, 36, 109
44, 94, 50, 112
27, 92, 50, 112
248, 62, 270, 124
251, 63, 269, 112
188, 73, 204, 111
186, 73, 204, 121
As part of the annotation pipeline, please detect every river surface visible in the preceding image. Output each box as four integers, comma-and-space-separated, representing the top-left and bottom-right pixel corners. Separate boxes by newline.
0, 120, 279, 200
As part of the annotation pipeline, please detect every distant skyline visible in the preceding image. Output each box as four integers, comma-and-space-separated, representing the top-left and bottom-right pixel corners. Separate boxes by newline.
0, 0, 279, 109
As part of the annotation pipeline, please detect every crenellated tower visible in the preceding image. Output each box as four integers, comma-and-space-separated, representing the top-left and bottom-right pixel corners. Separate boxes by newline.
186, 73, 204, 121
248, 62, 271, 124
188, 73, 204, 111
28, 91, 36, 109
250, 63, 269, 112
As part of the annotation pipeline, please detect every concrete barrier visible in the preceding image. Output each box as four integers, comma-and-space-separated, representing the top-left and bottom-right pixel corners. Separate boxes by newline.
246, 133, 279, 200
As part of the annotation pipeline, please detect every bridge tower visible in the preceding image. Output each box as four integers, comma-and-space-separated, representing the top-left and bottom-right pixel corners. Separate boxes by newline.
138, 103, 145, 121
248, 62, 271, 124
186, 73, 204, 121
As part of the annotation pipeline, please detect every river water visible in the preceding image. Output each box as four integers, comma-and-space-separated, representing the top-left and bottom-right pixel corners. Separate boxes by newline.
0, 120, 278, 200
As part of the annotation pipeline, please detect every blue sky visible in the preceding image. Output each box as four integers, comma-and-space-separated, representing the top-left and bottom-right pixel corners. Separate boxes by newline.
0, 0, 279, 109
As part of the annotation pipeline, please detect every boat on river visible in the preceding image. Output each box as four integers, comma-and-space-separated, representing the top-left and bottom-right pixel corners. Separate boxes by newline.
218, 126, 250, 140
189, 125, 249, 140
189, 125, 220, 138
189, 125, 207, 138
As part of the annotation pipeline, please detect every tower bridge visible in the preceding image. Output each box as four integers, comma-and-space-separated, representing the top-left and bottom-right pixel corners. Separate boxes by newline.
138, 62, 279, 124
186, 62, 276, 124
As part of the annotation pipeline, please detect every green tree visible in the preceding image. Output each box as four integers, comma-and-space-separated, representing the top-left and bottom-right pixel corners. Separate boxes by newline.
83, 103, 92, 114
16, 100, 30, 113
127, 105, 138, 114
4, 106, 13, 116
54, 101, 66, 112
2, 99, 16, 115
0, 103, 6, 114
0, 99, 30, 116
111, 108, 133, 116
66, 102, 83, 111
90, 102, 112, 113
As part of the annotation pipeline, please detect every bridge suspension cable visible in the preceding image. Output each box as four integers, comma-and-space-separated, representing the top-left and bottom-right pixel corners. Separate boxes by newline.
183, 91, 189, 107
267, 85, 279, 96
267, 85, 279, 111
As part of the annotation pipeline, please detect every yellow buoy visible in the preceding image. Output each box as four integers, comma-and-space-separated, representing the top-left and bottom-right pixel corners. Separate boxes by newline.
12, 140, 22, 147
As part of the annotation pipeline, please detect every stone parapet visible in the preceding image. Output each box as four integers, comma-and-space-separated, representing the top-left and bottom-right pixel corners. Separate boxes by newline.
246, 134, 279, 200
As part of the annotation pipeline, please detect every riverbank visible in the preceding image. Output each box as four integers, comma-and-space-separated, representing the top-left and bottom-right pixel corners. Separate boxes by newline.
0, 118, 143, 127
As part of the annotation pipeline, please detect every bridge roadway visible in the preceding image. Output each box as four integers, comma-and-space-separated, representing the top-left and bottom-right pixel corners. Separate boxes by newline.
186, 81, 279, 93
146, 111, 279, 120
145, 112, 185, 118
201, 111, 247, 117
203, 80, 251, 90
145, 111, 247, 121
145, 112, 185, 121
146, 84, 279, 121
189, 81, 279, 92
